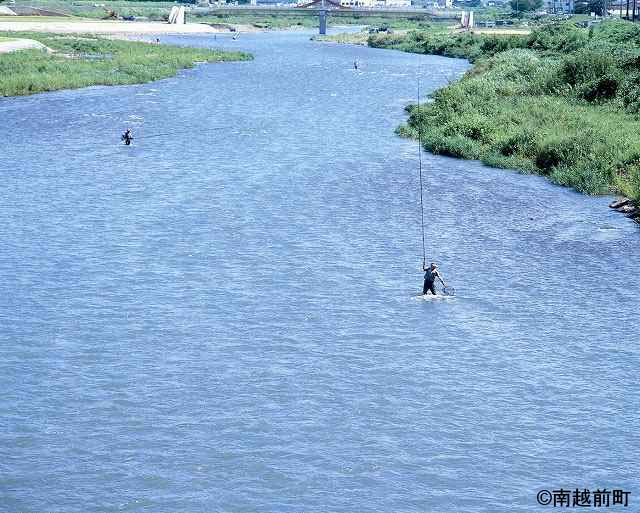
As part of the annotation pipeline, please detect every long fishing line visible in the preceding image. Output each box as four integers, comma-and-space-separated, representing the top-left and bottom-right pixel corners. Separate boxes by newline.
416, 79, 426, 268
129, 126, 236, 140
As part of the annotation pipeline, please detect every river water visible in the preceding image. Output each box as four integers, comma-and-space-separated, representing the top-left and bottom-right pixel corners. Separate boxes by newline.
1, 29, 640, 513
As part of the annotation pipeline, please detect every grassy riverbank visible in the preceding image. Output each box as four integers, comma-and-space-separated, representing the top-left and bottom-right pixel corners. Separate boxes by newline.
313, 23, 457, 46
371, 22, 640, 204
0, 32, 251, 96
313, 32, 370, 45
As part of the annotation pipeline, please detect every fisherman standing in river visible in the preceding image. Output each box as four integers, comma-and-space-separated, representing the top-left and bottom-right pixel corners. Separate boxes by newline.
423, 261, 446, 295
121, 129, 133, 146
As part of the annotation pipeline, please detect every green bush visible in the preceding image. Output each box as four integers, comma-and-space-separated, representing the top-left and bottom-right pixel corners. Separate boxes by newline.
577, 73, 620, 102
434, 135, 483, 159
526, 23, 588, 53
494, 129, 540, 158
535, 137, 573, 173
372, 20, 640, 199
559, 49, 617, 86
617, 71, 640, 113
483, 152, 538, 172
591, 20, 640, 46
622, 164, 640, 201
550, 162, 614, 195
442, 112, 494, 143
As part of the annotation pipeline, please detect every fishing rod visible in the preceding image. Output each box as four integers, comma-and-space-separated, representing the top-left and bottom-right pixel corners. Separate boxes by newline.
416, 79, 426, 269
414, 79, 455, 297
130, 127, 233, 140
119, 125, 257, 145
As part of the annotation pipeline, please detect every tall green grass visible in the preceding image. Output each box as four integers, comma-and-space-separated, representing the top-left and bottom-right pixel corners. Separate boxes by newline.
0, 32, 252, 96
383, 21, 640, 203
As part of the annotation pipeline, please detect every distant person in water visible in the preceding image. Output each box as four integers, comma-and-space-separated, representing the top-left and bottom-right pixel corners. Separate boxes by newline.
122, 129, 133, 146
423, 261, 445, 295
354, 60, 358, 70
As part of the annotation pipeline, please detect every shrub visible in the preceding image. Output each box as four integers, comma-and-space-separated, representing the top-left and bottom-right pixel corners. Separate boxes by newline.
614, 158, 640, 201
617, 71, 640, 113
559, 50, 617, 87
534, 130, 603, 172
526, 23, 588, 53
479, 35, 527, 56
435, 135, 483, 159
625, 164, 640, 201
483, 152, 538, 172
485, 49, 542, 82
591, 20, 640, 46
442, 112, 494, 143
577, 73, 621, 102
495, 129, 540, 158
550, 162, 614, 195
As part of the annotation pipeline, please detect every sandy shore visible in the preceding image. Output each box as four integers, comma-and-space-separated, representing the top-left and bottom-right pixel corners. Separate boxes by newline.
0, 38, 49, 53
0, 20, 231, 35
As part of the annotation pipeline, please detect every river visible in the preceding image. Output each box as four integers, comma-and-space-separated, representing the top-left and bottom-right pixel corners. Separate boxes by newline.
1, 29, 639, 513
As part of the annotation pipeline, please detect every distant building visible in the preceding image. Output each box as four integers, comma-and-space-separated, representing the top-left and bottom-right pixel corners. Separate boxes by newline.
376, 0, 411, 6
544, 0, 574, 12
412, 0, 452, 7
340, 0, 376, 6
342, 0, 412, 7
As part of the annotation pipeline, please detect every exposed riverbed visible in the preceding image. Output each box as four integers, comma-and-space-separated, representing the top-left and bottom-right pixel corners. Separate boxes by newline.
1, 29, 639, 513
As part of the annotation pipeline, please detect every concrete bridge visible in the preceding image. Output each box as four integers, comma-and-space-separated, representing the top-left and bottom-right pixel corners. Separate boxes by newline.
192, 3, 460, 34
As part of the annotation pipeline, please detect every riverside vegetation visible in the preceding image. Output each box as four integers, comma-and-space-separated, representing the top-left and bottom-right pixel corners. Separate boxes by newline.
0, 32, 251, 96
371, 22, 640, 205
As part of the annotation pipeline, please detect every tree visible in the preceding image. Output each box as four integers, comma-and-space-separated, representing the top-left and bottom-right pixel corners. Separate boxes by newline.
510, 0, 543, 12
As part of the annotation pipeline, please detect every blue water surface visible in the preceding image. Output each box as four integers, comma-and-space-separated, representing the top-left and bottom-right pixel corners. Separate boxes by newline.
1, 29, 639, 513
